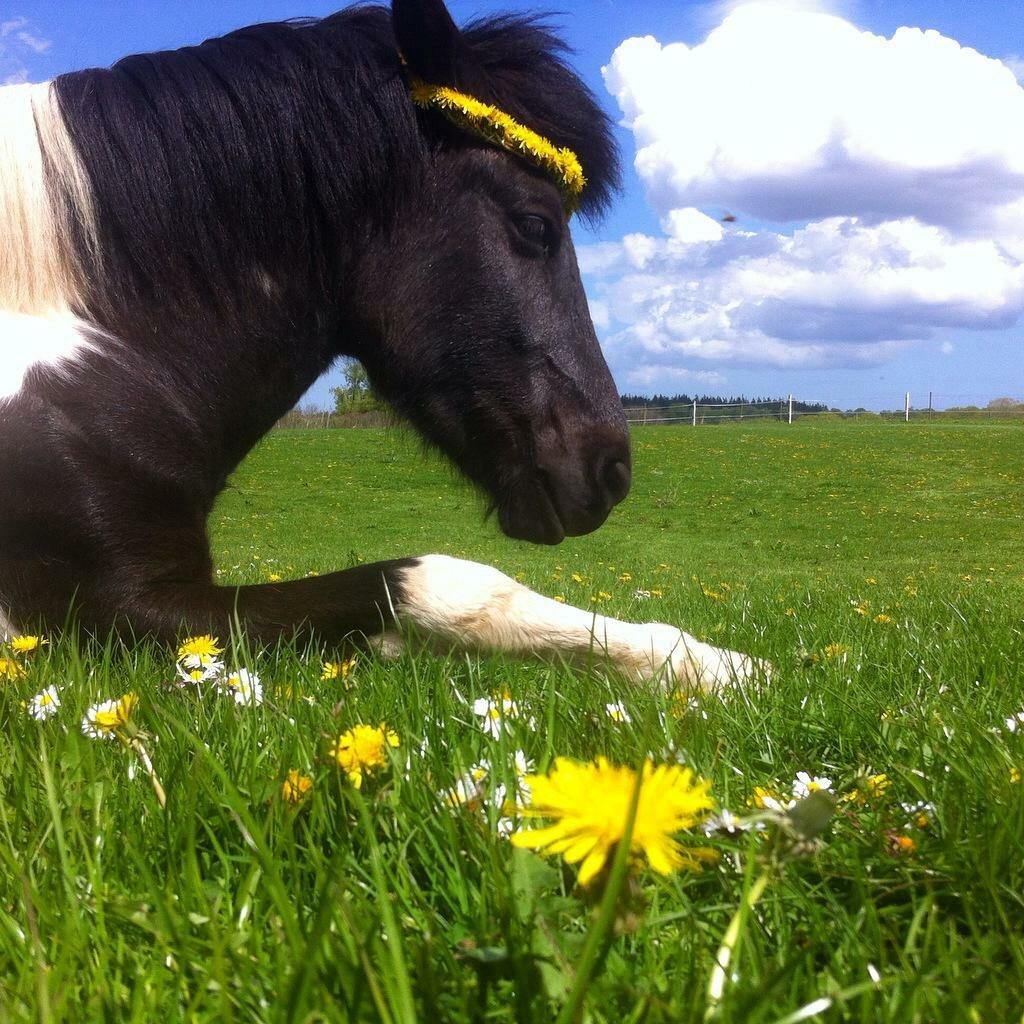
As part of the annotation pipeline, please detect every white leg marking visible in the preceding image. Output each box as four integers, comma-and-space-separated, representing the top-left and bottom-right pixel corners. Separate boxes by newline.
396, 555, 762, 690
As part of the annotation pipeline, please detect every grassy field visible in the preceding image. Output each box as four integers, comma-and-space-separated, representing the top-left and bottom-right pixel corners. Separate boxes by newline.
1, 420, 1022, 1022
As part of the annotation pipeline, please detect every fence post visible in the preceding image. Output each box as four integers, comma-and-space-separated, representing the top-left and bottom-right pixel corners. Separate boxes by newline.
788, 393, 793, 424
905, 392, 910, 422
692, 399, 697, 427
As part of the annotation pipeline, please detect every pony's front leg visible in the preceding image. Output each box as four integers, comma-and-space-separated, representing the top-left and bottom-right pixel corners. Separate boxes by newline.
392, 555, 761, 690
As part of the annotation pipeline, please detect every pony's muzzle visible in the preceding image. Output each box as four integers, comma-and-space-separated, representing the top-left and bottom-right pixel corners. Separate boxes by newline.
506, 427, 631, 544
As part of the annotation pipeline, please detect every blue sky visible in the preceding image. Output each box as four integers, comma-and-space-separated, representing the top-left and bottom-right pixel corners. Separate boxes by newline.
3, 0, 1022, 410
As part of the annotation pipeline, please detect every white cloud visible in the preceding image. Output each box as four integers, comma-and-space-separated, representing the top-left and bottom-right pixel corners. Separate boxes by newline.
625, 364, 726, 389
603, 3, 1024, 234
591, 2, 1024, 388
0, 15, 50, 85
1003, 55, 1024, 84
583, 216, 1024, 375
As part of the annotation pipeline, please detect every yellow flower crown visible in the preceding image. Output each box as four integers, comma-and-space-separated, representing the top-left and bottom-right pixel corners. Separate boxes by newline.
409, 78, 586, 214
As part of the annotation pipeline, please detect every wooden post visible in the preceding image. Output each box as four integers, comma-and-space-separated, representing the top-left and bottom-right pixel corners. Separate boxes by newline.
905, 392, 910, 422
692, 399, 697, 427
788, 394, 793, 424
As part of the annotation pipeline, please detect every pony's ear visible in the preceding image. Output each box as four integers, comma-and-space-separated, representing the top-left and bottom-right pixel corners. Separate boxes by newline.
392, 0, 461, 84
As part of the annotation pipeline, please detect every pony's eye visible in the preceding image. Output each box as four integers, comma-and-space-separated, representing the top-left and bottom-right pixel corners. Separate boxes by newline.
514, 214, 552, 250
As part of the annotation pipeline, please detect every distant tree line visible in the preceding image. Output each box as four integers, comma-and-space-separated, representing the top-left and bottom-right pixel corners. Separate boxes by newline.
620, 393, 830, 424
620, 393, 829, 411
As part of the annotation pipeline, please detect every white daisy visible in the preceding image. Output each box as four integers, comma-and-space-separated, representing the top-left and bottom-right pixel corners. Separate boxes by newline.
605, 701, 632, 724
793, 772, 832, 799
219, 668, 263, 705
472, 691, 519, 738
176, 654, 225, 685
28, 685, 61, 721
1005, 711, 1024, 733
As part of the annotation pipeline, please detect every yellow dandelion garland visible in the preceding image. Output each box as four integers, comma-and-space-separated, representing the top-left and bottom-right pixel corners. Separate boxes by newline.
512, 757, 716, 887
409, 78, 586, 213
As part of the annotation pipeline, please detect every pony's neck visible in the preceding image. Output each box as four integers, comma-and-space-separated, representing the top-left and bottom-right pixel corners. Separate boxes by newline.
54, 11, 415, 322
41, 11, 419, 487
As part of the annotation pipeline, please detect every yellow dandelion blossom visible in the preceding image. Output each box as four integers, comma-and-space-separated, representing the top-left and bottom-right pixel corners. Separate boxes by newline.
322, 658, 356, 682
892, 834, 916, 855
0, 656, 26, 679
511, 757, 715, 887
823, 642, 851, 660
10, 634, 47, 655
873, 614, 893, 625
177, 635, 223, 661
328, 723, 400, 788
281, 770, 313, 804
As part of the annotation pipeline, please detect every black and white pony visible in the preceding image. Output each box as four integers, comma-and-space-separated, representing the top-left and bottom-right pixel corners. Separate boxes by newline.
0, 0, 757, 687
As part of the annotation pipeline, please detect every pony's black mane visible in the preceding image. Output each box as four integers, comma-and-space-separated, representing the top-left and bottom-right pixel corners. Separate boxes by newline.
54, 5, 618, 314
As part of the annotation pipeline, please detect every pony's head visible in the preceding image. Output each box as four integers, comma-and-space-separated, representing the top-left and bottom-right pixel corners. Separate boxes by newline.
351, 0, 628, 545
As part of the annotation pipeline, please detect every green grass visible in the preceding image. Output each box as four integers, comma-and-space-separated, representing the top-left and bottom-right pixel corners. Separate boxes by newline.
2, 420, 1023, 1022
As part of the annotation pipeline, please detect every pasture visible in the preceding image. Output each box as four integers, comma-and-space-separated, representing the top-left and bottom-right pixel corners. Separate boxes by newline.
2, 420, 1022, 1022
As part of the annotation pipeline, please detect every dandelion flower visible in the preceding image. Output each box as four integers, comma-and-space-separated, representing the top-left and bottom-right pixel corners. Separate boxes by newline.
10, 634, 47, 655
328, 723, 400, 788
281, 770, 313, 804
873, 613, 893, 625
511, 757, 715, 886
823, 643, 851, 660
28, 685, 61, 720
82, 692, 139, 740
891, 833, 916, 855
0, 656, 26, 679
322, 658, 356, 683
177, 635, 223, 662
218, 668, 263, 705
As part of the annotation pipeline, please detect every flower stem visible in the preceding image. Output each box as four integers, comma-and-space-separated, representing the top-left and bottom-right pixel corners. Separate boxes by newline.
131, 738, 166, 809
705, 859, 771, 1020
554, 765, 644, 1024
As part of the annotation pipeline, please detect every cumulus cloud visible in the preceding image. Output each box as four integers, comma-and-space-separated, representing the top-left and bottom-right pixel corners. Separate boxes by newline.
585, 214, 1024, 373
603, 2, 1024, 233
590, 2, 1024, 387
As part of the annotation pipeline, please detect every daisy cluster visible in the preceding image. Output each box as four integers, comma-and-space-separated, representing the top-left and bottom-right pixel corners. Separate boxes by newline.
175, 635, 264, 706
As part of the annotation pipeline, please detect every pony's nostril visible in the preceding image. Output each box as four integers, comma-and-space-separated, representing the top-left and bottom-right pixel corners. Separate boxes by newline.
601, 457, 631, 506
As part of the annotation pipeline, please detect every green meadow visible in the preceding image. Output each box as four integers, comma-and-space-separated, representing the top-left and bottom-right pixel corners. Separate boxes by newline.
1, 420, 1022, 1022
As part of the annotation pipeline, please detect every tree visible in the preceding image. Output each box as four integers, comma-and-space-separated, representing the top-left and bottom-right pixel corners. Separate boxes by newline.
331, 359, 381, 414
